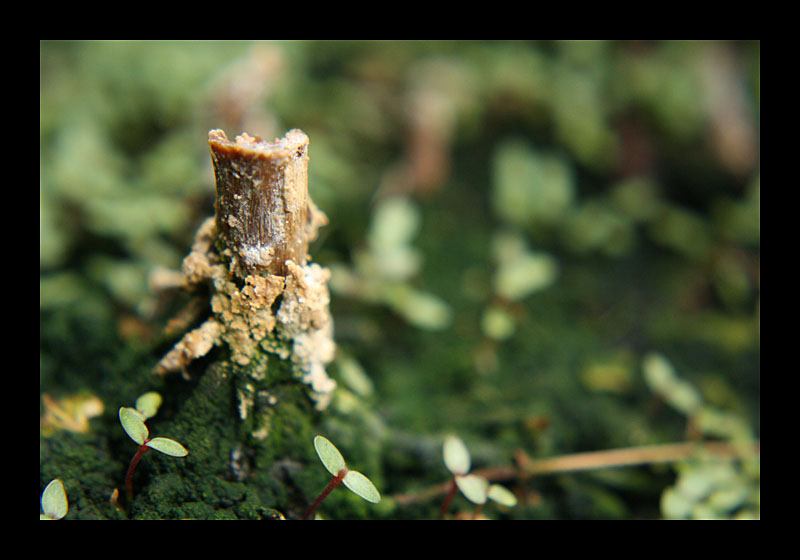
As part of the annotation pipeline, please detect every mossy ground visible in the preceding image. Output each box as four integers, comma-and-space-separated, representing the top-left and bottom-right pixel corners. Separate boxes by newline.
39, 305, 377, 519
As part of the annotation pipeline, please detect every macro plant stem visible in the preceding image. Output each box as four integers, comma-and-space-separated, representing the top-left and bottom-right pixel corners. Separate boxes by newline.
438, 478, 458, 519
303, 468, 348, 520
125, 444, 151, 500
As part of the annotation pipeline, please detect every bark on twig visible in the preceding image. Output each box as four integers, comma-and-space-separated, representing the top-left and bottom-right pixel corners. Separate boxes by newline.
208, 129, 326, 277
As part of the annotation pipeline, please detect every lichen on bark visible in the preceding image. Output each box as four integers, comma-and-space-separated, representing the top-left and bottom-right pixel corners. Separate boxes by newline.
157, 128, 337, 426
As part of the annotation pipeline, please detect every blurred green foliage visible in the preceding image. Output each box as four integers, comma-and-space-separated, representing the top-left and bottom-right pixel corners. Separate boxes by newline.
40, 40, 759, 519
643, 353, 758, 519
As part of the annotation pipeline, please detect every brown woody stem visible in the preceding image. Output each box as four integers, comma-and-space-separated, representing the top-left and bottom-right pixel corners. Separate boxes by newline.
303, 468, 348, 520
438, 478, 458, 518
208, 129, 326, 278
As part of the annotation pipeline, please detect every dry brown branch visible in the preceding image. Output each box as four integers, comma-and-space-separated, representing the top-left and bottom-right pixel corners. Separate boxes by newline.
391, 440, 760, 506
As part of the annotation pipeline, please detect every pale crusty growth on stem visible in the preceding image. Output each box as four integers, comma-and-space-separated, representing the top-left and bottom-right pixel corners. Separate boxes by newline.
155, 129, 336, 410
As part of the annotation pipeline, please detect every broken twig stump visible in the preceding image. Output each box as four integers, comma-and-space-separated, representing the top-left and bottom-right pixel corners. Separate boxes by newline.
208, 129, 327, 278
155, 128, 336, 413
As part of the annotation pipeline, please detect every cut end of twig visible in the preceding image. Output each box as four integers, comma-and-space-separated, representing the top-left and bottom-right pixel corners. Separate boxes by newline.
208, 128, 327, 277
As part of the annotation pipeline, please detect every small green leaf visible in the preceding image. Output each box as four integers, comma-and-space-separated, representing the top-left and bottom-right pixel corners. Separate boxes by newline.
342, 470, 381, 504
642, 353, 678, 392
455, 474, 489, 505
666, 381, 704, 415
368, 196, 421, 251
314, 435, 346, 477
642, 353, 703, 415
443, 435, 471, 476
388, 287, 453, 331
135, 391, 162, 420
488, 484, 517, 507
146, 437, 188, 457
119, 407, 148, 445
661, 487, 693, 519
493, 250, 558, 301
481, 305, 516, 341
41, 479, 68, 520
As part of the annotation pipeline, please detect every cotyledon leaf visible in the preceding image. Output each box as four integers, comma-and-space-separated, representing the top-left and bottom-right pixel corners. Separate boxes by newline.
443, 434, 471, 476
146, 437, 189, 457
135, 391, 163, 420
119, 407, 149, 445
455, 474, 489, 505
41, 478, 68, 520
488, 484, 518, 507
314, 435, 346, 477
342, 470, 381, 504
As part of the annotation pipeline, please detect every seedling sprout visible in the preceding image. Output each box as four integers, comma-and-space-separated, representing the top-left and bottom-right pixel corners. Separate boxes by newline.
119, 393, 187, 500
303, 435, 380, 519
40, 478, 68, 520
440, 434, 517, 518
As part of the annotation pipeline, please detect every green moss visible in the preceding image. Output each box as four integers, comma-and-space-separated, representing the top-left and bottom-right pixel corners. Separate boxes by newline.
39, 432, 127, 520
123, 350, 318, 518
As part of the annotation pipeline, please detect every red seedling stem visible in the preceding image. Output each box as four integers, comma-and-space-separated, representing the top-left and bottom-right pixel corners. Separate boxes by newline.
125, 444, 151, 500
439, 478, 458, 519
303, 468, 348, 520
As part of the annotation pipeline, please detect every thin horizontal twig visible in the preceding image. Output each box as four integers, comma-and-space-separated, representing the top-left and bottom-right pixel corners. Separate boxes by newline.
391, 439, 760, 506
